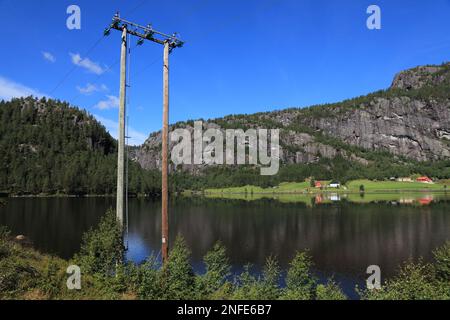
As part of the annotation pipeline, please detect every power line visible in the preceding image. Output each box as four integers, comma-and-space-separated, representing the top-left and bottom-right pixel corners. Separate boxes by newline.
188, 0, 279, 44
50, 1, 154, 97
69, 44, 140, 106
124, 0, 150, 16
50, 35, 106, 95
134, 56, 160, 79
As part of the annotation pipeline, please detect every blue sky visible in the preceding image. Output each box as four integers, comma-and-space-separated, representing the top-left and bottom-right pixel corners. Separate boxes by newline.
0, 0, 449, 145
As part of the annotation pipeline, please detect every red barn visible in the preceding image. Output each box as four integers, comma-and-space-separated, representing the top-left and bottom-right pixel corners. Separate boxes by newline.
418, 197, 433, 205
416, 176, 433, 183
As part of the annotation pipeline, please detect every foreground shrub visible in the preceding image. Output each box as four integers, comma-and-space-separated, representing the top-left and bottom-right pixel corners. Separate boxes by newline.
0, 226, 12, 259
232, 257, 282, 300
136, 256, 162, 300
360, 260, 449, 300
198, 241, 232, 299
433, 241, 450, 282
0, 235, 67, 299
161, 236, 196, 300
74, 209, 124, 276
316, 280, 347, 300
259, 256, 281, 300
231, 264, 262, 300
281, 251, 317, 299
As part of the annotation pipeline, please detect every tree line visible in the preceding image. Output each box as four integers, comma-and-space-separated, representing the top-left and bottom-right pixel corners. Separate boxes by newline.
1, 96, 448, 195
0, 97, 160, 195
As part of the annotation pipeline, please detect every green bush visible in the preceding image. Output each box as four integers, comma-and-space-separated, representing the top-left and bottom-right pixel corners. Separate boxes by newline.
198, 241, 232, 299
433, 241, 450, 282
316, 280, 347, 300
37, 258, 65, 298
282, 251, 317, 300
137, 256, 162, 300
261, 256, 282, 300
74, 209, 124, 276
232, 264, 262, 300
161, 236, 196, 300
232, 257, 282, 300
360, 260, 449, 300
0, 226, 12, 259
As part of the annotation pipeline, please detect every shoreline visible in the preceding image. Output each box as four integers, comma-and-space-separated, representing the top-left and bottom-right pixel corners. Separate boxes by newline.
200, 190, 450, 196
2, 193, 157, 199
2, 186, 449, 199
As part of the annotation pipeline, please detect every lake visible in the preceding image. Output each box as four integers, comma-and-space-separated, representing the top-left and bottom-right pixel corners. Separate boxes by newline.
1, 194, 450, 296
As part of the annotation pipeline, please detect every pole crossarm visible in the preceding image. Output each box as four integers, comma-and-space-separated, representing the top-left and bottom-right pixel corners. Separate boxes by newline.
105, 13, 184, 50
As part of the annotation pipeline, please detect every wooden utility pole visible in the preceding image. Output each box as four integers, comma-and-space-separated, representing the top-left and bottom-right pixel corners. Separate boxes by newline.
116, 27, 127, 227
161, 41, 170, 263
107, 13, 183, 264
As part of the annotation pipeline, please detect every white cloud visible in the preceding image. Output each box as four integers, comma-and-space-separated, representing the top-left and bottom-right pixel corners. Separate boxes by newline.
77, 83, 108, 95
70, 53, 105, 75
94, 114, 148, 146
42, 51, 56, 63
94, 95, 119, 110
0, 76, 48, 101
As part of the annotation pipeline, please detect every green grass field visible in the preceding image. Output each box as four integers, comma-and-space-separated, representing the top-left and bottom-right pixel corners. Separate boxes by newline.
203, 179, 448, 196
204, 182, 312, 195
347, 179, 446, 191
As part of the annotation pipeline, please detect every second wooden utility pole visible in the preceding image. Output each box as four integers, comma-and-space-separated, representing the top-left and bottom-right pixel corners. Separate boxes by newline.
161, 41, 170, 263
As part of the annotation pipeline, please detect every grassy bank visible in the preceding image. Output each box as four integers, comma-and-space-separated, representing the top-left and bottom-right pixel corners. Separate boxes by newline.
203, 180, 449, 195
1, 211, 450, 300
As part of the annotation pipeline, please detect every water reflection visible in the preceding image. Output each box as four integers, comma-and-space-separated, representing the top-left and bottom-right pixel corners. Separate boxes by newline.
0, 195, 449, 281
127, 197, 450, 279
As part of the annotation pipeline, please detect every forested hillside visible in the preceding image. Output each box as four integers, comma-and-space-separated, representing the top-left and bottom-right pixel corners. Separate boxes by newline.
0, 97, 159, 195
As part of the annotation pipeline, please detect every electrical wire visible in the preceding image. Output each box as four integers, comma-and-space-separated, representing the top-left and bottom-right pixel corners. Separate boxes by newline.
124, 0, 150, 16
50, 35, 106, 95
50, 0, 153, 99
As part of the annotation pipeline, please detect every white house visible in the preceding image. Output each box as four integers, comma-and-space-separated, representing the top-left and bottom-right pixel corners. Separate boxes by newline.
329, 183, 340, 188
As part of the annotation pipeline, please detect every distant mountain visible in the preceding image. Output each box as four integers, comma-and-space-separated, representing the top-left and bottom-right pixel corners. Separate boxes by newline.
0, 97, 159, 195
135, 62, 450, 187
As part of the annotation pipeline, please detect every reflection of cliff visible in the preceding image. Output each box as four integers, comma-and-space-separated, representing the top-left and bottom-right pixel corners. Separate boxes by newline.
128, 198, 450, 277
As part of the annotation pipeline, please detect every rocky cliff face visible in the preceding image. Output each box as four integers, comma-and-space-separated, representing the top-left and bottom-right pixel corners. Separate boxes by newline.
136, 62, 450, 171
296, 96, 450, 161
391, 64, 450, 90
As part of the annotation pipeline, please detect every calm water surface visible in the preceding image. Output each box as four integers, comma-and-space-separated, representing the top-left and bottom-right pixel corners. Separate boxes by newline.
1, 195, 449, 295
